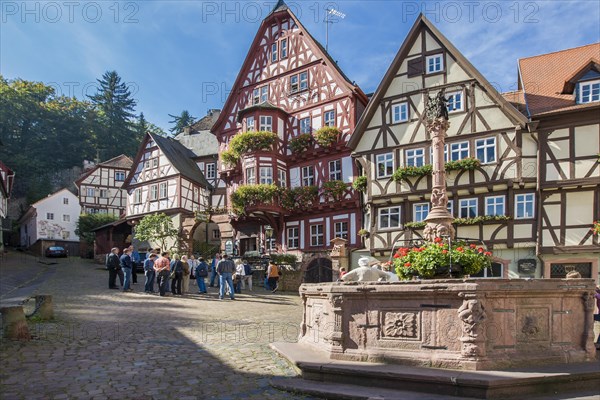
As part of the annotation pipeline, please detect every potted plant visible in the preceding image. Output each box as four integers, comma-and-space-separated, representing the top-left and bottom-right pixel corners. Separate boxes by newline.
289, 134, 313, 154
393, 238, 492, 280
353, 175, 367, 192
592, 221, 600, 236
313, 126, 341, 148
322, 180, 347, 201
358, 229, 370, 238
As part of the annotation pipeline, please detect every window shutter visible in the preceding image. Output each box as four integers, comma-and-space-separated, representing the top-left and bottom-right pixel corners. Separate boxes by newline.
407, 57, 424, 78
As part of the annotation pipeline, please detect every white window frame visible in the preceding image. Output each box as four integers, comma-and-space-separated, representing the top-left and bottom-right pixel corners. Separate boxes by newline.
271, 42, 278, 63
329, 159, 342, 181
63, 197, 69, 205
259, 115, 272, 132
159, 182, 168, 199
246, 116, 255, 131
413, 203, 430, 222
280, 38, 288, 59
246, 167, 256, 185
99, 189, 108, 198
301, 166, 314, 186
324, 110, 335, 127
515, 193, 535, 219
334, 221, 349, 239
150, 184, 158, 201
378, 206, 401, 230
299, 71, 308, 91
426, 54, 444, 74
287, 227, 299, 249
278, 169, 287, 188
300, 117, 311, 134
134, 189, 142, 204
449, 141, 469, 161
578, 79, 600, 104
475, 137, 496, 164
259, 166, 273, 185
447, 200, 454, 216
252, 88, 260, 105
310, 224, 324, 247
290, 75, 299, 93
405, 148, 425, 167
459, 198, 478, 218
115, 171, 126, 181
206, 163, 216, 180
260, 86, 268, 103
47, 213, 54, 220
152, 158, 159, 168
446, 90, 464, 113
86, 188, 95, 197
392, 102, 409, 123
485, 195, 505, 216
429, 144, 448, 163
376, 153, 394, 179
63, 214, 70, 222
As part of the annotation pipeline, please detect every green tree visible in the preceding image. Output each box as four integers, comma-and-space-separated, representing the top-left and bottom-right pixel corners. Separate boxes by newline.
134, 213, 179, 252
168, 110, 196, 135
135, 112, 167, 138
88, 71, 138, 158
75, 213, 119, 245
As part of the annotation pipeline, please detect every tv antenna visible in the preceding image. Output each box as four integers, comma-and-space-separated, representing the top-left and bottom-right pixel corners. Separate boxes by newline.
325, 8, 346, 52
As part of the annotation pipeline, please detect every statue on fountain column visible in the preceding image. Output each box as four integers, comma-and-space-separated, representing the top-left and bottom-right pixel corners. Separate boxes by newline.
426, 90, 449, 122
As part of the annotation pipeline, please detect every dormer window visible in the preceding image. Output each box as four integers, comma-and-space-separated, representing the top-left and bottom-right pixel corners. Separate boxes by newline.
426, 54, 444, 74
446, 90, 464, 112
578, 80, 600, 104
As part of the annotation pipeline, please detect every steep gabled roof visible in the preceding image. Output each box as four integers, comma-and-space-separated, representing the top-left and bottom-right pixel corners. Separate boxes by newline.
187, 109, 221, 133
518, 43, 600, 116
211, 0, 367, 134
75, 154, 133, 186
151, 133, 211, 188
348, 14, 528, 149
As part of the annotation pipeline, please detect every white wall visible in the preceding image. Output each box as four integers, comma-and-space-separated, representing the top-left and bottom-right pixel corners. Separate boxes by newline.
30, 189, 81, 243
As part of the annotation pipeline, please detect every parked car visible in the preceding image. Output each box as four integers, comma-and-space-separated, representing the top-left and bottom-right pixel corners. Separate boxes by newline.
45, 246, 68, 258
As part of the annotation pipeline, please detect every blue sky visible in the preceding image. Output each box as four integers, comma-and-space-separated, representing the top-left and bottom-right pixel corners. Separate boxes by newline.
1, 1, 599, 132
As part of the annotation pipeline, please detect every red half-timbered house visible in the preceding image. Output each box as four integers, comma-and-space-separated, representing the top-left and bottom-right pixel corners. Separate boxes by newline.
211, 0, 368, 275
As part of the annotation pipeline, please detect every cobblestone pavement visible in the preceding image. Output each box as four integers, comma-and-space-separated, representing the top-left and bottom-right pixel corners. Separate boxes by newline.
0, 256, 315, 400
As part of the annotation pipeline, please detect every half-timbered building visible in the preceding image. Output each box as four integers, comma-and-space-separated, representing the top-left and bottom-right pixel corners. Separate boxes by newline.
348, 15, 537, 278
122, 131, 218, 253
518, 44, 600, 280
211, 0, 368, 277
74, 154, 133, 217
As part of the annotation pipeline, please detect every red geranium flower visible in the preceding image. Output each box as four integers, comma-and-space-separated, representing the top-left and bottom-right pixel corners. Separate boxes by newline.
434, 237, 443, 243
404, 262, 411, 267
478, 247, 484, 253
470, 244, 477, 249
442, 249, 448, 254
484, 251, 492, 257
456, 247, 464, 252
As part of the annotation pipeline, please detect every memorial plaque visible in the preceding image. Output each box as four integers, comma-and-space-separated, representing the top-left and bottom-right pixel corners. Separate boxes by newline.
518, 259, 537, 275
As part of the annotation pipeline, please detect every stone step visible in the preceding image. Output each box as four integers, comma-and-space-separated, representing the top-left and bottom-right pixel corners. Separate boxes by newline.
270, 342, 600, 400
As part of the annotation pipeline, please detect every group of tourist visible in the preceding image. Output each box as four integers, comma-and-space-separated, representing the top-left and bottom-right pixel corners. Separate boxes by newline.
105, 249, 275, 300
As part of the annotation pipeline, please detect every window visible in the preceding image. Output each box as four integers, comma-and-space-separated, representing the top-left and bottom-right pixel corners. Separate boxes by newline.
63, 214, 70, 222
334, 221, 348, 239
578, 80, 600, 104
259, 167, 273, 184
310, 225, 324, 247
152, 158, 159, 168
290, 75, 299, 93
485, 196, 505, 216
144, 160, 151, 169
475, 137, 496, 164
299, 71, 308, 91
378, 207, 401, 229
246, 167, 256, 185
134, 189, 142, 204
99, 189, 107, 198
271, 42, 278, 62
472, 262, 503, 278
246, 116, 255, 131
159, 182, 168, 199
426, 54, 443, 74
429, 144, 448, 163
449, 141, 469, 161
290, 71, 308, 93
253, 88, 260, 105
62, 231, 70, 240
278, 169, 287, 187
63, 198, 69, 205
515, 193, 535, 219
150, 185, 158, 201
260, 115, 272, 131
115, 171, 126, 181
300, 117, 311, 134
86, 188, 95, 197
414, 203, 429, 222
392, 102, 409, 123
301, 166, 314, 186
287, 227, 299, 249
329, 159, 341, 181
260, 86, 268, 103
446, 91, 463, 112
280, 38, 288, 58
447, 200, 454, 216
206, 163, 216, 179
47, 213, 54, 220
405, 148, 425, 167
376, 153, 394, 178
212, 230, 220, 239
324, 110, 335, 127
459, 198, 478, 218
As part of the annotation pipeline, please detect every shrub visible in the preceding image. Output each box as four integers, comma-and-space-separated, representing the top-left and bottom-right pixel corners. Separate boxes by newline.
289, 134, 313, 154
445, 157, 481, 171
322, 180, 347, 201
353, 176, 367, 192
270, 253, 298, 266
221, 150, 238, 166
230, 184, 281, 215
230, 130, 277, 154
313, 126, 340, 148
391, 165, 433, 182
281, 186, 318, 211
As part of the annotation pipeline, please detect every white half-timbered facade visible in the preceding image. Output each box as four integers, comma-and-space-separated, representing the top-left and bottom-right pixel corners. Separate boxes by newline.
75, 154, 132, 217
211, 0, 368, 266
349, 15, 537, 278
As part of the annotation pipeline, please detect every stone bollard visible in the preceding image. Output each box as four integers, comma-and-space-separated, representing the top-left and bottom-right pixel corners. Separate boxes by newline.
0, 306, 31, 340
35, 295, 54, 320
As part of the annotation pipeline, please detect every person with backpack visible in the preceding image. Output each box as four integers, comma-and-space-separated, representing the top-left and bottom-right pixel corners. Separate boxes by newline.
267, 261, 280, 293
195, 257, 209, 294
143, 253, 157, 293
209, 253, 221, 288
170, 254, 184, 296
106, 247, 121, 289
153, 252, 171, 297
